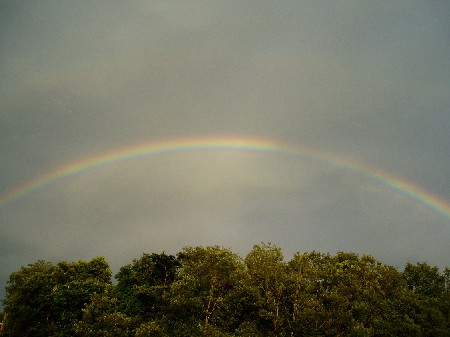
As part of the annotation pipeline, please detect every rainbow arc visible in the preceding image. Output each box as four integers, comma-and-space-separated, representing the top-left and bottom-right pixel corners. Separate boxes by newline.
1, 136, 450, 221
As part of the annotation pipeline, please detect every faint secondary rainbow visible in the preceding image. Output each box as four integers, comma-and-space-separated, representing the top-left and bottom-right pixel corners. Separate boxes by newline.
1, 136, 450, 221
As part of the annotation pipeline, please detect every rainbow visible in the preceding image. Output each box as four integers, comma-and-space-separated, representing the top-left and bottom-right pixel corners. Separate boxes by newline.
1, 135, 450, 221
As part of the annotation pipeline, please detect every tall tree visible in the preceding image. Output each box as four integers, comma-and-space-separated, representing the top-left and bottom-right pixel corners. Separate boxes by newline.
115, 252, 179, 320
3, 246, 449, 336
403, 262, 449, 336
287, 251, 422, 336
170, 246, 247, 335
2, 260, 56, 337
2, 257, 112, 337
50, 257, 112, 336
73, 294, 135, 337
244, 243, 288, 336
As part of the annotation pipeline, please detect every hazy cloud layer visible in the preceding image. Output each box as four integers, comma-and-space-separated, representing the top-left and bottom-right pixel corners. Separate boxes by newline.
1, 1, 449, 300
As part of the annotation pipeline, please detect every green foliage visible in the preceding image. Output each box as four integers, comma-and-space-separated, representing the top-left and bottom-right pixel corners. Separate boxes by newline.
170, 246, 247, 334
234, 321, 264, 337
2, 257, 112, 337
115, 252, 179, 320
245, 243, 288, 336
286, 251, 426, 336
134, 320, 167, 337
2, 245, 449, 336
2, 260, 55, 337
49, 257, 113, 336
404, 262, 446, 298
74, 294, 135, 337
403, 262, 450, 336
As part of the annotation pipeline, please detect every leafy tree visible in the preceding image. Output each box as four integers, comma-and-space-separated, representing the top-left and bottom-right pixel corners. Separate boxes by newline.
233, 321, 264, 337
2, 257, 112, 337
442, 268, 450, 332
403, 262, 449, 336
244, 243, 288, 336
50, 257, 112, 336
73, 294, 135, 337
404, 262, 446, 298
134, 320, 167, 337
170, 246, 247, 335
286, 251, 333, 335
115, 252, 179, 320
2, 260, 56, 337
286, 251, 424, 336
371, 263, 421, 336
2, 246, 450, 336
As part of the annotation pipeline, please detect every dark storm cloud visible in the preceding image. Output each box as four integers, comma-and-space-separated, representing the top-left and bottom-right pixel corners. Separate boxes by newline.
1, 0, 449, 304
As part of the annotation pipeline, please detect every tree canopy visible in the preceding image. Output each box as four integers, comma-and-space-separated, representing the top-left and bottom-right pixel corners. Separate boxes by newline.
1, 244, 449, 336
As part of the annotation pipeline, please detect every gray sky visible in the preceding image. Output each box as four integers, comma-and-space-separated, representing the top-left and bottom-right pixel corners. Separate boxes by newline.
1, 1, 449, 301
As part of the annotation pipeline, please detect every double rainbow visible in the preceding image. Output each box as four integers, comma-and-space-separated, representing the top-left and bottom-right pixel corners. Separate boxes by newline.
1, 136, 450, 221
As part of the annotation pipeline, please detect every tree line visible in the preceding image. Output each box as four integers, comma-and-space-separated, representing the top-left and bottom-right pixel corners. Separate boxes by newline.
1, 243, 449, 336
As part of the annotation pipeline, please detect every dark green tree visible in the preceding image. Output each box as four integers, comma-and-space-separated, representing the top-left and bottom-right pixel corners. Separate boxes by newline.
2, 257, 112, 337
286, 251, 423, 336
244, 243, 288, 336
50, 257, 112, 336
2, 261, 56, 337
73, 294, 135, 337
115, 252, 179, 321
170, 246, 247, 335
403, 262, 449, 336
134, 320, 168, 337
3, 246, 450, 336
286, 251, 333, 336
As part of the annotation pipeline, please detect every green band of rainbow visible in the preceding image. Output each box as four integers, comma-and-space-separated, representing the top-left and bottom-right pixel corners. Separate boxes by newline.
1, 136, 450, 221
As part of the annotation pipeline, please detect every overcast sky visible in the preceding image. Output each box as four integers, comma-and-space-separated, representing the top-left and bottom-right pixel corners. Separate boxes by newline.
1, 1, 449, 301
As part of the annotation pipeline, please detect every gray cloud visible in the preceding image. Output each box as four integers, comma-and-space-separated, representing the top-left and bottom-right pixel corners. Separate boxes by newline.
1, 0, 449, 303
